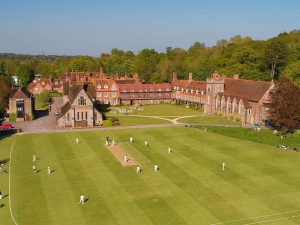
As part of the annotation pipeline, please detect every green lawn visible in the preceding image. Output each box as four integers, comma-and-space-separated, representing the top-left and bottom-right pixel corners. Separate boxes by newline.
178, 115, 241, 125
116, 115, 171, 126
108, 104, 202, 117
1, 127, 300, 224
35, 101, 49, 110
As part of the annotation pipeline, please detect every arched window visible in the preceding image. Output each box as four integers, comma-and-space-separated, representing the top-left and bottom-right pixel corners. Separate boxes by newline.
78, 96, 86, 105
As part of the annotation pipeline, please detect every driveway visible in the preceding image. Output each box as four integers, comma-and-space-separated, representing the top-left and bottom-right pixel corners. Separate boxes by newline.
12, 97, 63, 133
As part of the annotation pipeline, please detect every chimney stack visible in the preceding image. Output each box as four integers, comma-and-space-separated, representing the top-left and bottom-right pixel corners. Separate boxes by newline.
188, 72, 193, 81
172, 71, 177, 81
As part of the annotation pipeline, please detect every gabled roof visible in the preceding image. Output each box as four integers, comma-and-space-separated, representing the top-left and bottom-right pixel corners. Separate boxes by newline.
224, 78, 272, 102
10, 87, 31, 99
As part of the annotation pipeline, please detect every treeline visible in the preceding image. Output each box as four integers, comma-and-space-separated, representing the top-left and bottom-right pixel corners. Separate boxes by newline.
0, 30, 300, 86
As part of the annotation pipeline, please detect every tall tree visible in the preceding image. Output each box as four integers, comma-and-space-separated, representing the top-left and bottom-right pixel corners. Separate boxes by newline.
266, 78, 300, 133
283, 61, 300, 86
264, 40, 288, 80
16, 64, 34, 87
0, 77, 11, 117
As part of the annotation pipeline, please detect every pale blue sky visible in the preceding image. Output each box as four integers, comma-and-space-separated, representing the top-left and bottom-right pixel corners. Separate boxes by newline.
0, 0, 299, 56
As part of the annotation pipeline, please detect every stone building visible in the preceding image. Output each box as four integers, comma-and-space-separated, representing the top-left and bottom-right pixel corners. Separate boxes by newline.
57, 84, 102, 128
8, 87, 34, 121
205, 72, 273, 125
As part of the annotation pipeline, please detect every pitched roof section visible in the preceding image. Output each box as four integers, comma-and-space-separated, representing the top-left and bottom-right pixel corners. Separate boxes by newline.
10, 87, 32, 99
59, 101, 71, 118
118, 83, 171, 92
171, 79, 207, 91
224, 78, 272, 102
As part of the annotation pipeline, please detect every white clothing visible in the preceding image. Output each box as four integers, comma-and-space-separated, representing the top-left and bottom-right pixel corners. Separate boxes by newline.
222, 162, 226, 171
136, 166, 141, 174
79, 195, 85, 204
76, 138, 79, 144
168, 147, 171, 155
130, 137, 133, 143
33, 155, 36, 162
145, 141, 148, 147
154, 164, 158, 172
124, 155, 128, 164
48, 167, 51, 174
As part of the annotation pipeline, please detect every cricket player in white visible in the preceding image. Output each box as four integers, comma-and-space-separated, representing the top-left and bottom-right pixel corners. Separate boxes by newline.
130, 137, 133, 143
112, 139, 116, 146
105, 140, 109, 146
124, 155, 128, 164
222, 162, 226, 171
145, 140, 148, 147
168, 147, 171, 155
136, 166, 141, 174
33, 165, 36, 173
48, 166, 51, 175
154, 164, 158, 172
79, 194, 85, 204
33, 154, 36, 162
76, 138, 80, 144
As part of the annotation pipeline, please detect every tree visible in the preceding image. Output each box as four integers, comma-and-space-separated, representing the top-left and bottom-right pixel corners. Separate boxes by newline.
283, 61, 300, 86
266, 78, 300, 133
0, 77, 11, 117
16, 64, 34, 87
264, 40, 288, 80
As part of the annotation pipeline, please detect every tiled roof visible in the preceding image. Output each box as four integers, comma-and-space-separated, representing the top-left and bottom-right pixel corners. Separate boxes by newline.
59, 101, 71, 118
10, 87, 31, 99
171, 79, 206, 91
224, 78, 272, 102
118, 83, 171, 92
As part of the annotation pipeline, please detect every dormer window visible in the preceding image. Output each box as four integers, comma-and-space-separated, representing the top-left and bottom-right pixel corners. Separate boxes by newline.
55, 81, 58, 85
158, 88, 161, 92
78, 96, 86, 105
42, 82, 45, 85
196, 90, 199, 94
112, 85, 116, 90
97, 84, 101, 89
104, 84, 108, 89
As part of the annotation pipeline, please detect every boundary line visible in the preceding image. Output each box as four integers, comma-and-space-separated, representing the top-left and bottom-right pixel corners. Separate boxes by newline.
244, 214, 300, 225
9, 140, 19, 225
211, 209, 300, 225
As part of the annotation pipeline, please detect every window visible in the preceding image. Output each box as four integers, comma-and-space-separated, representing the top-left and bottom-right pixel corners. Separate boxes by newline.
78, 96, 86, 105
85, 112, 88, 120
67, 113, 70, 121
60, 81, 63, 84
104, 92, 108, 97
81, 112, 84, 120
104, 99, 109, 104
112, 85, 116, 90
248, 109, 251, 114
104, 84, 108, 89
97, 84, 101, 89
158, 88, 161, 92
42, 81, 45, 85
55, 81, 58, 85
112, 92, 116, 97
34, 87, 39, 91
97, 92, 101, 97
77, 112, 80, 120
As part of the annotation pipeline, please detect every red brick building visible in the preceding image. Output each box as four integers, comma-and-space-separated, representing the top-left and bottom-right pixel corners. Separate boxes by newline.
205, 72, 273, 125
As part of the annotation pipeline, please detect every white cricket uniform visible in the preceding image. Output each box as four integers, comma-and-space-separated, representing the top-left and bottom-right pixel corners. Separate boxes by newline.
124, 155, 128, 164
168, 147, 171, 155
222, 162, 226, 171
136, 166, 141, 174
79, 195, 85, 204
154, 164, 158, 172
76, 138, 79, 144
145, 141, 148, 147
48, 167, 51, 174
33, 155, 36, 162
130, 137, 133, 143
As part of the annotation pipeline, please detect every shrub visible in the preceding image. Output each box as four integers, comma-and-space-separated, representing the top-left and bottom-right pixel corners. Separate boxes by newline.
102, 119, 112, 127
9, 113, 16, 122
109, 117, 120, 126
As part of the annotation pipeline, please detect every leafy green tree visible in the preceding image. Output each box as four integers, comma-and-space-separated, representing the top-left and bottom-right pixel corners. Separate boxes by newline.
264, 40, 288, 80
133, 49, 160, 82
0, 77, 11, 117
283, 61, 300, 86
16, 64, 34, 87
